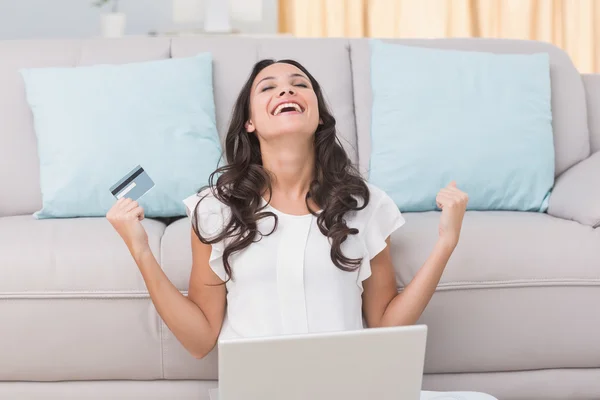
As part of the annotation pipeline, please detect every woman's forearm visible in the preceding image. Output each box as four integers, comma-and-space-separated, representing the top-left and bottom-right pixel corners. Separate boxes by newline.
133, 247, 218, 358
380, 240, 454, 327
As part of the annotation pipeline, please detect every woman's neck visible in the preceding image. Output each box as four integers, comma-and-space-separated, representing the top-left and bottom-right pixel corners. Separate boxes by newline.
260, 139, 315, 203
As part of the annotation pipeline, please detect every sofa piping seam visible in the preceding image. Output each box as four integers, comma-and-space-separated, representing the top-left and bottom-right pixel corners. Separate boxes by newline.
2, 278, 600, 299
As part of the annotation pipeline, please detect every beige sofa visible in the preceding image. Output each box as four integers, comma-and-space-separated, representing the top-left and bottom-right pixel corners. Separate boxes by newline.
0, 36, 599, 400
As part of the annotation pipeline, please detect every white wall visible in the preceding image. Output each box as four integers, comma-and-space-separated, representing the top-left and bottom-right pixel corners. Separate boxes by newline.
0, 0, 278, 40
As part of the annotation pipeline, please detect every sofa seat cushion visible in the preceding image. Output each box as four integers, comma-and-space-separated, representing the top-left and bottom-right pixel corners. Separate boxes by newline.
0, 215, 166, 293
160, 217, 220, 379
4, 212, 597, 381
0, 215, 188, 381
394, 211, 599, 286
392, 211, 600, 374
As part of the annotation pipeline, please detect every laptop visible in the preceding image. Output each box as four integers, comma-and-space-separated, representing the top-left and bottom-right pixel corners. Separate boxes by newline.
210, 324, 427, 400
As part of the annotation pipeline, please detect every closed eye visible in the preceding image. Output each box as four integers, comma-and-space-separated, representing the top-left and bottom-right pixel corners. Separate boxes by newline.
261, 86, 274, 92
295, 83, 308, 88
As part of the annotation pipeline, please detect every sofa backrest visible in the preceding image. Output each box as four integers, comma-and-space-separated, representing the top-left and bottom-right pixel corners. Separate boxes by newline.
0, 37, 594, 217
0, 37, 357, 217
582, 74, 600, 154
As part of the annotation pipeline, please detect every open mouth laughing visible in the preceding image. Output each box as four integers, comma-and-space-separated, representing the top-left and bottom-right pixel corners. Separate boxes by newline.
271, 101, 305, 116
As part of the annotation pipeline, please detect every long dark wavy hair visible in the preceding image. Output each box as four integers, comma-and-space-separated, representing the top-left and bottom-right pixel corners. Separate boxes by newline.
192, 59, 370, 281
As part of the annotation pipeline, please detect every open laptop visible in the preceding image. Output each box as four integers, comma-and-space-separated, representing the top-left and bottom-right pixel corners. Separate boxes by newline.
210, 324, 427, 400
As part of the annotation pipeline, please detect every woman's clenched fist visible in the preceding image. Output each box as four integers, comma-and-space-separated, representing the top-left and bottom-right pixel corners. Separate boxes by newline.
106, 198, 148, 256
435, 181, 469, 250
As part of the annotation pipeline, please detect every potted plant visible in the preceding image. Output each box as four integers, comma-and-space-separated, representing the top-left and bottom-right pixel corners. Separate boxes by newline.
93, 0, 126, 38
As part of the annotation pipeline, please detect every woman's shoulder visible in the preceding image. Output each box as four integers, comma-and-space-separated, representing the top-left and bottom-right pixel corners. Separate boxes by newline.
353, 183, 405, 259
364, 182, 391, 205
355, 183, 397, 213
183, 187, 217, 213
182, 186, 230, 224
349, 183, 404, 229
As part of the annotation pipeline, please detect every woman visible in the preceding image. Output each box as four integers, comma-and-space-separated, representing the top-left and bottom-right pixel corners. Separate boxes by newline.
107, 59, 497, 400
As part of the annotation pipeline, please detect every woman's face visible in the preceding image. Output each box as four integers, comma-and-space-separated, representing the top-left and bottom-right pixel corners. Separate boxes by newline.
246, 62, 320, 141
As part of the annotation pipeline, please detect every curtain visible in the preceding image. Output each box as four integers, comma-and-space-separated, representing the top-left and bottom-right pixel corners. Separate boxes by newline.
278, 0, 600, 73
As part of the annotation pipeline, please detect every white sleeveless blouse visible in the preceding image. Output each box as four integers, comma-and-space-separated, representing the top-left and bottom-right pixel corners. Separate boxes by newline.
182, 183, 405, 341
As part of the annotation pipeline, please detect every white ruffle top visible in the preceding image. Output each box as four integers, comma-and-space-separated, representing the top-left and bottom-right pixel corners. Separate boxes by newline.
182, 183, 405, 341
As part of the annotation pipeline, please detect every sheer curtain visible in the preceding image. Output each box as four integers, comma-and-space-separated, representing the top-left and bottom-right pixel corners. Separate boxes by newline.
278, 0, 600, 73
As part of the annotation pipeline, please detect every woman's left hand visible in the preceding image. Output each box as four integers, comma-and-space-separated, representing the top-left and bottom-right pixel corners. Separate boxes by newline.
436, 181, 469, 250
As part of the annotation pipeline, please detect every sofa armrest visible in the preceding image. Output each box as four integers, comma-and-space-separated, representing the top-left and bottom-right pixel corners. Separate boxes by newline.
548, 151, 600, 228
583, 74, 600, 153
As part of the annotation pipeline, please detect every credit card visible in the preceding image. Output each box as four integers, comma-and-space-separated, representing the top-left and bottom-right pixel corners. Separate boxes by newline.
109, 165, 155, 201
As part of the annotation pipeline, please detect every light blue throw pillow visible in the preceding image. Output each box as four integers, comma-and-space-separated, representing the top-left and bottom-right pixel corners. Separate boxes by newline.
369, 40, 554, 212
21, 53, 222, 219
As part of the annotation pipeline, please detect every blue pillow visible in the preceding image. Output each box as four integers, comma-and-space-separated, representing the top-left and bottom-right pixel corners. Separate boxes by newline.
21, 53, 222, 219
368, 40, 554, 212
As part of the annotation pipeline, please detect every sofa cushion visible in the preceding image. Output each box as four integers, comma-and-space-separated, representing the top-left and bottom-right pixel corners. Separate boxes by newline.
171, 37, 358, 164
0, 216, 165, 293
368, 39, 554, 212
394, 211, 600, 285
351, 38, 590, 178
161, 218, 197, 291
0, 215, 219, 382
160, 218, 220, 379
0, 297, 164, 381
392, 211, 600, 373
0, 215, 177, 381
3, 210, 598, 381
0, 38, 171, 218
21, 53, 221, 219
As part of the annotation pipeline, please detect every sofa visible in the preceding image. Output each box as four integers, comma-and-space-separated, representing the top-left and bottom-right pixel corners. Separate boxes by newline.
0, 36, 599, 400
